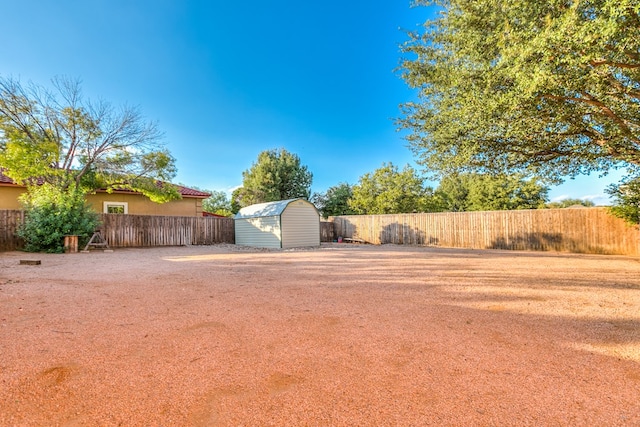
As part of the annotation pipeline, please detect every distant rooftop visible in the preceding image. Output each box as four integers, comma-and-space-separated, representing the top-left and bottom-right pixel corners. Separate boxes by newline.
0, 169, 210, 199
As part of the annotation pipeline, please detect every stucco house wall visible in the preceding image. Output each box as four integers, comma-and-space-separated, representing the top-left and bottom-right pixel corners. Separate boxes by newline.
85, 191, 205, 216
0, 185, 25, 210
0, 172, 208, 217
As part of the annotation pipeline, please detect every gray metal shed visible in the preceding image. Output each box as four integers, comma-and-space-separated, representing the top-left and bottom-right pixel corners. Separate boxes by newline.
234, 198, 320, 249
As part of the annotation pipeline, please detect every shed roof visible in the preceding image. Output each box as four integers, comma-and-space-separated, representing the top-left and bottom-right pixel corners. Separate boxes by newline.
235, 198, 314, 219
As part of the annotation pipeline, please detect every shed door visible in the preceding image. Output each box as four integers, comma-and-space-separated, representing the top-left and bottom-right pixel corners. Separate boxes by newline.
281, 201, 320, 248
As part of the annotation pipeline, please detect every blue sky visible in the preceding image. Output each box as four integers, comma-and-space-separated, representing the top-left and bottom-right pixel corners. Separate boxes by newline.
0, 1, 626, 204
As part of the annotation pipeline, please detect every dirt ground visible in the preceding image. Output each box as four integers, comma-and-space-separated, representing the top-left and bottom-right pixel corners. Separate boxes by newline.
0, 243, 639, 426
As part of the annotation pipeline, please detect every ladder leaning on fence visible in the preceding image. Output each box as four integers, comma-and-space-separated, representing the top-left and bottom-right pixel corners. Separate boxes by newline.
83, 230, 111, 251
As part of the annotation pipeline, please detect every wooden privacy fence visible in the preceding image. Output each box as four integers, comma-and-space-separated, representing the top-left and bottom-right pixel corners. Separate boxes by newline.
0, 211, 235, 250
0, 210, 24, 251
320, 221, 334, 242
330, 208, 640, 256
2, 208, 638, 254
98, 214, 235, 247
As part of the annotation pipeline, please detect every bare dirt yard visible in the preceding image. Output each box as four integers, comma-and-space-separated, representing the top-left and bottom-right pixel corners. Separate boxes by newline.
1, 243, 639, 426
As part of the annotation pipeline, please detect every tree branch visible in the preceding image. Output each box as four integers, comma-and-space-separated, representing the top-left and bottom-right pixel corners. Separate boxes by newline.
589, 59, 640, 69
542, 92, 640, 143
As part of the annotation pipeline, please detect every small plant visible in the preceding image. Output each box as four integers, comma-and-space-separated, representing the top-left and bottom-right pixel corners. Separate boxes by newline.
18, 187, 100, 253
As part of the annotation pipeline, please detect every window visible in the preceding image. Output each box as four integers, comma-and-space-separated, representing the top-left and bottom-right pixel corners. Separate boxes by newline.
104, 202, 128, 214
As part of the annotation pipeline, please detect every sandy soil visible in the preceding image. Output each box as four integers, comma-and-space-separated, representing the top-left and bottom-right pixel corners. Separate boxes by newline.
0, 243, 639, 426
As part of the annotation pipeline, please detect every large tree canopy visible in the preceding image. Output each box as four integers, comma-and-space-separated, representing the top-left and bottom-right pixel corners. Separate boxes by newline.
202, 189, 233, 217
400, 0, 640, 179
0, 76, 178, 202
435, 173, 549, 211
349, 163, 438, 214
311, 183, 356, 218
232, 148, 312, 209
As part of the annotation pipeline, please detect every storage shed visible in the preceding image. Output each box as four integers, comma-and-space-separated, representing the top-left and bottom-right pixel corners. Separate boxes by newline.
234, 198, 320, 249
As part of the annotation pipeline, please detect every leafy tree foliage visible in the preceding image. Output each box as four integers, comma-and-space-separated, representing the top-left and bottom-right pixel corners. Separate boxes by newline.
230, 187, 244, 214
0, 76, 178, 251
311, 183, 356, 218
0, 76, 179, 202
17, 186, 99, 253
546, 198, 596, 208
232, 148, 312, 209
202, 189, 233, 217
349, 163, 438, 214
434, 173, 549, 211
606, 177, 640, 224
400, 0, 640, 179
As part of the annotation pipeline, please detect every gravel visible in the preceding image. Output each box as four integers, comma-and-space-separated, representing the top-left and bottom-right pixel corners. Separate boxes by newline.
1, 244, 639, 426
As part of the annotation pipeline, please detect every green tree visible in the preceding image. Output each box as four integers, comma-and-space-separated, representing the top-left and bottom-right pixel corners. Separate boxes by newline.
232, 148, 312, 208
0, 76, 178, 250
606, 177, 640, 224
399, 0, 640, 179
0, 76, 179, 202
349, 163, 438, 214
436, 173, 549, 211
230, 187, 244, 214
432, 174, 469, 212
312, 183, 356, 218
546, 198, 596, 208
202, 190, 233, 216
17, 186, 99, 253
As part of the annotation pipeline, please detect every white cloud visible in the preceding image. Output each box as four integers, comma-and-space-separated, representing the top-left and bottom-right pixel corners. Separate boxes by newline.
551, 193, 611, 206
225, 185, 242, 196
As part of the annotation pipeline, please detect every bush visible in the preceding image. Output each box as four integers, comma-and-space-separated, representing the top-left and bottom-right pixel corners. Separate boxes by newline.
18, 187, 100, 253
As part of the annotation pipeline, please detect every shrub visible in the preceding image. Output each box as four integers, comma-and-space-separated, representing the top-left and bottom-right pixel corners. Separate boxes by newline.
18, 187, 100, 253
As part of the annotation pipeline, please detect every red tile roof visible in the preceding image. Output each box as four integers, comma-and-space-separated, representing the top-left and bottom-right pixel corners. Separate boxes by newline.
0, 169, 210, 199
176, 185, 211, 198
0, 171, 13, 184
202, 211, 228, 218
